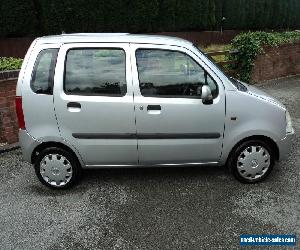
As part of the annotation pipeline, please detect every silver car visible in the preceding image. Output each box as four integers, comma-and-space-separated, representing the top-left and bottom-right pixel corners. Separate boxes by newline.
16, 33, 295, 189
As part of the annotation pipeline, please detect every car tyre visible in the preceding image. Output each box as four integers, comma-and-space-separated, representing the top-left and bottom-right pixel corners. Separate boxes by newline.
34, 147, 82, 189
228, 140, 275, 183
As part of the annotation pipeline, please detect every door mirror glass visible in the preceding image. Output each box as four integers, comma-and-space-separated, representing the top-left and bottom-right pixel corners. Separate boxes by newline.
201, 85, 213, 104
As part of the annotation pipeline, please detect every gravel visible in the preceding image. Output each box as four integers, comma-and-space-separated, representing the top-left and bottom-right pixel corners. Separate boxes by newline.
0, 76, 299, 249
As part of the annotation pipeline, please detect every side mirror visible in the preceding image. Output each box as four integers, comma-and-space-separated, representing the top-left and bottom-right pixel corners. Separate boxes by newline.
201, 85, 213, 105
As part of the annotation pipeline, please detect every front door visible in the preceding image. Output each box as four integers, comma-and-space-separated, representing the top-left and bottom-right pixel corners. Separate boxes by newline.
54, 43, 138, 166
130, 44, 226, 165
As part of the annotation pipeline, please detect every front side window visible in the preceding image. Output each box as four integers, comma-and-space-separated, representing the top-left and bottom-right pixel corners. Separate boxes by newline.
64, 48, 126, 96
136, 49, 218, 98
31, 49, 58, 94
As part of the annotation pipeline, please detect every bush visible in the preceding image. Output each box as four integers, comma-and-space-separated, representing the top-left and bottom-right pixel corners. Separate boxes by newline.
229, 31, 300, 82
0, 57, 23, 71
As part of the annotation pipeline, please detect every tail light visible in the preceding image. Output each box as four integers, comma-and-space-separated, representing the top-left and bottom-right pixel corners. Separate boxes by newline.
15, 96, 26, 130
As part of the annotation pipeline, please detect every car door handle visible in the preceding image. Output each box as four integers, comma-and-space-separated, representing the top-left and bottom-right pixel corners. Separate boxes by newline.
67, 102, 81, 112
147, 105, 161, 111
67, 102, 81, 108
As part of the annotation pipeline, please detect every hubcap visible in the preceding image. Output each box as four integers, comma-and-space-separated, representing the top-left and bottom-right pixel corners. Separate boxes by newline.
237, 145, 270, 180
40, 154, 73, 187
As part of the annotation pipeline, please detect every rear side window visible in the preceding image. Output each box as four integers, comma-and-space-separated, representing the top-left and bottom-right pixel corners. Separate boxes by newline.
31, 49, 58, 94
64, 48, 126, 96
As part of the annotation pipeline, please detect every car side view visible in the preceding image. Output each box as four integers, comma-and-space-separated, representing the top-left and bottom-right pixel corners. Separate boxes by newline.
16, 33, 295, 189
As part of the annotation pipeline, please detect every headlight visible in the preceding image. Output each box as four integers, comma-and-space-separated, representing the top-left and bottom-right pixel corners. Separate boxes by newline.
286, 110, 294, 134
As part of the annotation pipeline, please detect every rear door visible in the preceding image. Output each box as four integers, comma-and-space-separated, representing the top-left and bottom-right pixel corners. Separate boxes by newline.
131, 44, 226, 165
54, 43, 138, 166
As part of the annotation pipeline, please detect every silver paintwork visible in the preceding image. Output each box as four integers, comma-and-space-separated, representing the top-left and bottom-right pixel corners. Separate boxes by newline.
85, 162, 219, 168
18, 129, 40, 163
40, 154, 73, 187
219, 88, 288, 165
277, 132, 294, 161
237, 145, 270, 180
17, 33, 295, 172
54, 43, 138, 165
130, 43, 226, 164
19, 126, 86, 167
19, 44, 61, 142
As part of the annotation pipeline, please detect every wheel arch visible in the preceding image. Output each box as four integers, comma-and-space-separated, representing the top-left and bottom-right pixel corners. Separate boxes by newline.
31, 141, 83, 166
225, 135, 279, 167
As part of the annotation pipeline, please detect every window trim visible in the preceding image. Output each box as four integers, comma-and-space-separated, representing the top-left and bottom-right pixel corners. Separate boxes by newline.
63, 47, 127, 97
30, 48, 58, 95
135, 48, 219, 99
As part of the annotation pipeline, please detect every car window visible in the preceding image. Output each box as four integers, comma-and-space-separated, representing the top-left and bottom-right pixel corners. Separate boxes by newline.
64, 48, 126, 96
136, 49, 218, 98
31, 49, 58, 94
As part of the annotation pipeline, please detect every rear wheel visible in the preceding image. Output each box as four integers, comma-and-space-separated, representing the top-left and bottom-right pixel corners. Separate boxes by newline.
228, 140, 275, 183
34, 147, 82, 189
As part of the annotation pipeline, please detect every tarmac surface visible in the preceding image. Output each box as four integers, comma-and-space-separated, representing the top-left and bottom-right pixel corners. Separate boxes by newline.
0, 76, 299, 249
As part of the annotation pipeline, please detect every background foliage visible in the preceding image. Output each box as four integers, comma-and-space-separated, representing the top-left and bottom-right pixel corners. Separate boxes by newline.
229, 31, 300, 82
0, 57, 23, 71
0, 0, 300, 37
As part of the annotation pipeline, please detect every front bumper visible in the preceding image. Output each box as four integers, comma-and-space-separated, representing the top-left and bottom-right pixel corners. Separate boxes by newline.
277, 129, 295, 161
19, 129, 40, 163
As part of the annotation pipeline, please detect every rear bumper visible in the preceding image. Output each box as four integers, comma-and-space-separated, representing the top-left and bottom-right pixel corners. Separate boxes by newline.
19, 129, 40, 163
277, 130, 295, 161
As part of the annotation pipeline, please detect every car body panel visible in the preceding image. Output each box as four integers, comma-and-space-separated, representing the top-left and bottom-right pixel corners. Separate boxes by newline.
16, 33, 295, 169
53, 43, 138, 165
17, 43, 62, 142
219, 90, 287, 164
130, 43, 226, 165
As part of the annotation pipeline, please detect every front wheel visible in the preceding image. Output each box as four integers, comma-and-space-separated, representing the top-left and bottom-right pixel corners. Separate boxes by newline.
228, 140, 275, 183
34, 147, 82, 189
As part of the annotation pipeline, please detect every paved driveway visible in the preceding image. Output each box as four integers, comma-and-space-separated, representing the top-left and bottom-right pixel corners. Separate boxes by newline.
0, 76, 299, 249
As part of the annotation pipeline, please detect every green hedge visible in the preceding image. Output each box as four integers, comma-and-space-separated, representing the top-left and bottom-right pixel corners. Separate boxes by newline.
0, 0, 300, 37
229, 31, 300, 82
0, 57, 23, 71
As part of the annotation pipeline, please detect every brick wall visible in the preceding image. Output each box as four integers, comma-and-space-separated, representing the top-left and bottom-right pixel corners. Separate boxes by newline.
251, 43, 300, 82
0, 77, 18, 144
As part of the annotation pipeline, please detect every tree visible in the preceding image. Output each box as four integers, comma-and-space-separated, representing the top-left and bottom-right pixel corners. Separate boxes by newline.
207, 0, 216, 30
126, 0, 159, 32
156, 0, 176, 31
0, 0, 37, 37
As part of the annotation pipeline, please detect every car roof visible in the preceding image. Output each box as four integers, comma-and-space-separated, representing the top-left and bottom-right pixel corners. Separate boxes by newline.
36, 33, 193, 47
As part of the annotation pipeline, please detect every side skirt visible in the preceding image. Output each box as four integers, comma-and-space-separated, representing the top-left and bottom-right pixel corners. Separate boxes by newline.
84, 162, 219, 169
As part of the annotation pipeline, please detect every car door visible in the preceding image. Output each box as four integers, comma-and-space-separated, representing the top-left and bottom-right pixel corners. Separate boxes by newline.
54, 43, 138, 166
130, 44, 226, 165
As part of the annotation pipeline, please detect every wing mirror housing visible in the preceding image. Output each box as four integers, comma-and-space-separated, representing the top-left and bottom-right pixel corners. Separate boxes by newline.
201, 85, 213, 105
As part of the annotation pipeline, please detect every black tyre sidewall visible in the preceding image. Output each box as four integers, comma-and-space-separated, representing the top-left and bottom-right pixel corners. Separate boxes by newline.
34, 147, 82, 189
228, 140, 275, 183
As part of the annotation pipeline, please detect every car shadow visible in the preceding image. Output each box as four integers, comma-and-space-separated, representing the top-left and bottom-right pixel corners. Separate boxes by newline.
81, 164, 230, 183
27, 165, 232, 196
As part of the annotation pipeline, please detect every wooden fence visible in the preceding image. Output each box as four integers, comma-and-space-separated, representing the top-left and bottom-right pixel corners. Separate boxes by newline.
0, 31, 242, 58
205, 49, 239, 76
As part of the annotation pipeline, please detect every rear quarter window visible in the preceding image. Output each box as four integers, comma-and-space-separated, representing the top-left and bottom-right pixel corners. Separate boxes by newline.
30, 49, 58, 94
